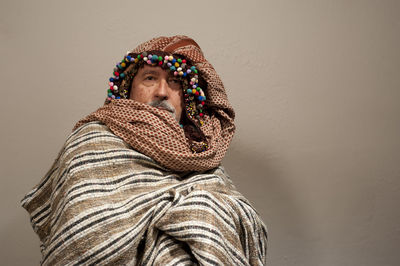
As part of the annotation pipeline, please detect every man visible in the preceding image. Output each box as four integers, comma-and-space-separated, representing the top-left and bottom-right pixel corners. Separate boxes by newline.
21, 36, 268, 265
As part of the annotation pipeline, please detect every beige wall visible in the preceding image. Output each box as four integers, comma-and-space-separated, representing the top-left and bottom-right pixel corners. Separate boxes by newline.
1, 0, 399, 265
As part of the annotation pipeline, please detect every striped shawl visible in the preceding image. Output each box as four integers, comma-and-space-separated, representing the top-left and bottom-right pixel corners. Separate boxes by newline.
21, 122, 268, 265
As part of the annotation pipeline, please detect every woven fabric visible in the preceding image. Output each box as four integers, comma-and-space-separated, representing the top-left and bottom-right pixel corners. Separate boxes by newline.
21, 122, 268, 265
74, 35, 235, 172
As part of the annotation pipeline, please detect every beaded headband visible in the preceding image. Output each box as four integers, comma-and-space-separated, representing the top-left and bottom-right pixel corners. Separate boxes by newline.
107, 51, 206, 126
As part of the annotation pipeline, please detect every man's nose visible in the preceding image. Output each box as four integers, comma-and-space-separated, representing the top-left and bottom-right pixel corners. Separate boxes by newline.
154, 79, 169, 100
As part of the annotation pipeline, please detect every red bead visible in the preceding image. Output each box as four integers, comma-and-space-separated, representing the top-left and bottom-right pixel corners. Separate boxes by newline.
199, 113, 204, 117
182, 59, 186, 63
195, 91, 199, 96
158, 61, 162, 66
114, 71, 119, 76
201, 101, 205, 105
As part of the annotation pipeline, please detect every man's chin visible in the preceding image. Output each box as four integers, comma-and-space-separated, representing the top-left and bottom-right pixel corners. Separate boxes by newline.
157, 108, 178, 122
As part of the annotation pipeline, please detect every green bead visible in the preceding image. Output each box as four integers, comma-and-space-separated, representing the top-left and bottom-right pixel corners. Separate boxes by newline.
197, 87, 201, 91
194, 69, 198, 73
158, 56, 162, 61
137, 55, 141, 59
108, 89, 111, 93
178, 59, 182, 63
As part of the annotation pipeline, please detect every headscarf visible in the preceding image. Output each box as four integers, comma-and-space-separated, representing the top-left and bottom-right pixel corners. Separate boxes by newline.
74, 35, 235, 172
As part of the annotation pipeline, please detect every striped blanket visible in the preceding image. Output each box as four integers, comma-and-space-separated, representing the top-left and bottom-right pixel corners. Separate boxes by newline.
21, 122, 268, 265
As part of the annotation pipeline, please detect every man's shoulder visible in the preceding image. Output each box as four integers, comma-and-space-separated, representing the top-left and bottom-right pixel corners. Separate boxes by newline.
60, 121, 129, 160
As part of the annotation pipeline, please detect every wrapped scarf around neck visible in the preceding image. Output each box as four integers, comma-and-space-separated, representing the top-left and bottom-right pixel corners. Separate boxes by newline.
74, 35, 235, 172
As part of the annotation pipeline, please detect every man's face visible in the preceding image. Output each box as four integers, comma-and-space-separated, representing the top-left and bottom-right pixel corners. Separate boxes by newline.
129, 65, 184, 122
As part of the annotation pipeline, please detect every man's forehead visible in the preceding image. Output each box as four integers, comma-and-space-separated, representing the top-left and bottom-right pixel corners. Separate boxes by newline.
138, 65, 173, 76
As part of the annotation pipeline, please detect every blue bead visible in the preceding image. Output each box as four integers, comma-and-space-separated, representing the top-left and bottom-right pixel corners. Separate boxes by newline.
127, 56, 131, 61
109, 78, 114, 82
187, 89, 192, 94
172, 59, 177, 64
183, 72, 187, 77
108, 92, 112, 97
191, 66, 196, 71
170, 66, 176, 71
152, 55, 158, 60
120, 73, 125, 78
116, 96, 121, 99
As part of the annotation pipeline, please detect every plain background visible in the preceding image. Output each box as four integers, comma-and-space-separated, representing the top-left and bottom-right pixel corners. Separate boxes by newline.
1, 0, 399, 265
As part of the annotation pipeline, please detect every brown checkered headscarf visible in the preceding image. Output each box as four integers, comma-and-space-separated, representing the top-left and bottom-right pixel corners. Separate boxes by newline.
74, 35, 235, 172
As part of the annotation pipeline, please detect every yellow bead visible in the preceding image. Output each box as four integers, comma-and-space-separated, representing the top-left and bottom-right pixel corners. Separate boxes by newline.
169, 56, 173, 61
134, 58, 139, 63
174, 62, 179, 67
121, 63, 126, 67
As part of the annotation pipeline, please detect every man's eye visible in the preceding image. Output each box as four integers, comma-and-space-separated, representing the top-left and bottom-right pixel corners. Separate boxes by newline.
145, 76, 155, 81
169, 78, 180, 84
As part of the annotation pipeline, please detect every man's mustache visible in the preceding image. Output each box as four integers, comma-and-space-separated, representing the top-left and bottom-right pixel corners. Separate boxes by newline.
149, 100, 176, 116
